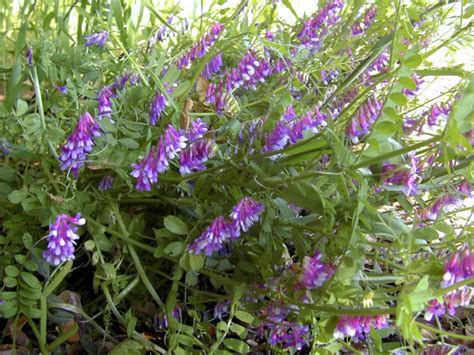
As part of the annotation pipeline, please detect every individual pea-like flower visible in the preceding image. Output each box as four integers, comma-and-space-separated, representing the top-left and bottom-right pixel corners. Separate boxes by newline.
328, 88, 359, 119
187, 118, 208, 142
267, 323, 309, 351
1, 138, 11, 157
213, 300, 231, 320
97, 86, 115, 120
402, 73, 424, 98
202, 53, 223, 79
58, 112, 101, 178
262, 120, 290, 156
179, 139, 215, 175
111, 72, 140, 91
229, 197, 264, 238
98, 175, 114, 191
381, 154, 420, 196
441, 248, 474, 289
149, 92, 168, 125
333, 315, 389, 339
346, 96, 383, 144
265, 29, 275, 41
26, 47, 33, 66
177, 22, 224, 69
187, 216, 233, 256
55, 85, 68, 94
298, 0, 344, 49
299, 251, 335, 289
149, 16, 173, 46
424, 299, 445, 321
163, 124, 187, 160
42, 213, 86, 265
205, 82, 233, 114
283, 105, 296, 121
84, 31, 109, 47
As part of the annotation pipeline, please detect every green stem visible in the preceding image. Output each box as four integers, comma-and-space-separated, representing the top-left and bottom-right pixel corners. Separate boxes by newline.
46, 323, 79, 352
110, 201, 165, 308
40, 295, 47, 349
416, 321, 474, 341
43, 260, 73, 297
27, 316, 48, 354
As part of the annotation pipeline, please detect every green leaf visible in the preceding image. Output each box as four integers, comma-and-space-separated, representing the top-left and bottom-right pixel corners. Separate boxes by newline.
223, 338, 250, 353
389, 93, 407, 106
404, 54, 423, 68
180, 252, 205, 272
234, 310, 255, 324
16, 99, 28, 116
8, 190, 28, 204
119, 138, 140, 149
164, 241, 185, 257
164, 215, 188, 235
5, 266, 20, 277
20, 272, 41, 289
230, 323, 248, 339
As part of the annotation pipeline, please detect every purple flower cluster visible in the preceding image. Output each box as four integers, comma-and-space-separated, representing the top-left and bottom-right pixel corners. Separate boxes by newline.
426, 103, 450, 127
321, 69, 339, 85
257, 303, 309, 351
149, 16, 174, 46
98, 175, 114, 191
351, 6, 377, 36
42, 213, 86, 265
97, 74, 139, 121
187, 118, 208, 142
381, 154, 420, 196
424, 248, 474, 320
262, 106, 328, 157
55, 85, 68, 94
58, 112, 101, 178
421, 181, 473, 220
328, 88, 359, 119
346, 96, 383, 144
299, 251, 335, 289
84, 31, 109, 47
149, 92, 168, 126
226, 50, 273, 91
177, 22, 224, 69
1, 138, 11, 156
334, 314, 389, 339
298, 0, 344, 49
202, 53, 223, 79
402, 73, 423, 98
179, 139, 215, 175
188, 197, 264, 256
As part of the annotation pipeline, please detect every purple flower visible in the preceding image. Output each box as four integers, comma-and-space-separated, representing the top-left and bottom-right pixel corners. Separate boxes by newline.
131, 146, 160, 192
442, 248, 474, 289
188, 216, 233, 256
26, 47, 33, 66
298, 0, 344, 49
1, 139, 11, 156
58, 112, 101, 178
149, 92, 168, 125
177, 22, 224, 69
163, 125, 187, 160
334, 315, 389, 339
346, 96, 383, 144
111, 72, 140, 91
426, 103, 450, 127
229, 197, 264, 238
55, 85, 68, 94
283, 105, 296, 121
262, 120, 290, 156
267, 323, 309, 351
205, 82, 232, 114
98, 175, 114, 191
321, 69, 339, 85
299, 251, 335, 289
381, 154, 420, 196
328, 88, 359, 119
265, 29, 275, 41
97, 86, 115, 120
421, 181, 473, 220
227, 50, 273, 91
42, 213, 85, 265
352, 6, 376, 36
424, 299, 445, 321
179, 139, 215, 175
150, 16, 173, 46
202, 53, 223, 78
187, 118, 208, 141
84, 31, 109, 47
288, 108, 327, 144
402, 73, 423, 98
213, 300, 231, 319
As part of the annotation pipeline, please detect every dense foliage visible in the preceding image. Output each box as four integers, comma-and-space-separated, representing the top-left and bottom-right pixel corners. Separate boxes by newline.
1, 0, 473, 353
